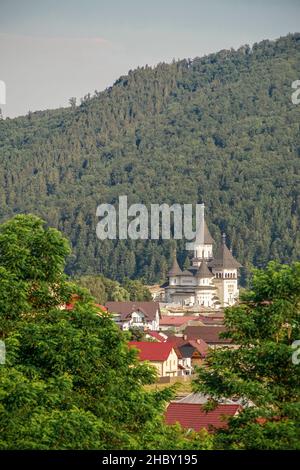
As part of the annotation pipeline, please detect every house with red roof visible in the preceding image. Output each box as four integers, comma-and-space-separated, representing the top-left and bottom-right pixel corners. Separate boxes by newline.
165, 402, 241, 432
166, 336, 209, 374
128, 341, 178, 377
183, 325, 232, 348
145, 331, 168, 342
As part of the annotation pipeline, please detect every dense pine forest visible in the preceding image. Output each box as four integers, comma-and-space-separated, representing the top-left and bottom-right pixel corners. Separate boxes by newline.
0, 33, 299, 284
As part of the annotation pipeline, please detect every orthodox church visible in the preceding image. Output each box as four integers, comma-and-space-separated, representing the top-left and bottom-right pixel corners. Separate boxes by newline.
164, 221, 242, 308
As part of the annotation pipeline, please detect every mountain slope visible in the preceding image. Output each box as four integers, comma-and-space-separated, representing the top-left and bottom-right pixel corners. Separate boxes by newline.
0, 33, 300, 284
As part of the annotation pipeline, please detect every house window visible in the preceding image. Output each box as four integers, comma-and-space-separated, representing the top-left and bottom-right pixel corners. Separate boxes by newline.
132, 313, 143, 323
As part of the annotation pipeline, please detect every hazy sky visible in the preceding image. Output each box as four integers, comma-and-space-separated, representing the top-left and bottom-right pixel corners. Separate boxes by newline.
0, 0, 299, 117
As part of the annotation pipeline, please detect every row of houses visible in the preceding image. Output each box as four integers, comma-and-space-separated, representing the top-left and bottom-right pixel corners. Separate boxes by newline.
128, 336, 209, 378
119, 301, 242, 433
127, 326, 230, 378
104, 300, 233, 378
105, 300, 226, 334
64, 298, 241, 433
64, 300, 230, 379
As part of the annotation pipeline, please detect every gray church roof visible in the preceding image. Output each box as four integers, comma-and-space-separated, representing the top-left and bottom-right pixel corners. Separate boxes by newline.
203, 220, 214, 244
181, 269, 193, 276
210, 234, 242, 269
168, 255, 183, 276
195, 259, 214, 278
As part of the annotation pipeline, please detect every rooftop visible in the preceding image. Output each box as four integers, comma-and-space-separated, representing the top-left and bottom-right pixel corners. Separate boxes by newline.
105, 301, 160, 321
166, 336, 209, 358
168, 255, 183, 276
184, 325, 231, 344
195, 259, 214, 278
160, 315, 199, 326
202, 220, 215, 245
165, 403, 240, 432
145, 331, 166, 342
128, 341, 175, 361
210, 234, 242, 270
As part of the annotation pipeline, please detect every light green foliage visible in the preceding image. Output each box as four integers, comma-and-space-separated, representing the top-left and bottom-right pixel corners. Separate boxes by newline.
122, 278, 152, 301
75, 275, 151, 303
0, 215, 210, 449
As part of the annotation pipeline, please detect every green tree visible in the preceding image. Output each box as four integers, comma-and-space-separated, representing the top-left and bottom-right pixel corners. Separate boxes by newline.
123, 278, 152, 301
194, 261, 300, 449
128, 326, 146, 342
0, 215, 211, 449
75, 275, 107, 303
1, 34, 299, 284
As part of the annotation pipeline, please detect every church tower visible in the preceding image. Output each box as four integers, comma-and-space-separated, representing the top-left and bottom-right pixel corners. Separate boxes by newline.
192, 220, 214, 266
194, 252, 218, 307
167, 251, 182, 287
163, 217, 242, 309
210, 233, 242, 306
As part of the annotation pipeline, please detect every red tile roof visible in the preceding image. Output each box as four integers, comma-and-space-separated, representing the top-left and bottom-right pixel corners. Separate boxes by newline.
184, 326, 231, 344
160, 315, 198, 326
165, 403, 240, 432
198, 315, 224, 325
166, 336, 209, 358
165, 336, 187, 347
146, 331, 166, 342
128, 341, 175, 361
188, 339, 209, 357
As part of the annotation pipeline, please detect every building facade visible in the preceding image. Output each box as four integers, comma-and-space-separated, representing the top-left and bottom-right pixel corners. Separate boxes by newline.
128, 341, 178, 377
164, 221, 242, 308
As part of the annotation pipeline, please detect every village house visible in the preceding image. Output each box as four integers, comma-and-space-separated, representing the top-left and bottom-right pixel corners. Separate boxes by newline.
174, 347, 192, 376
193, 313, 225, 326
128, 341, 178, 378
165, 401, 241, 432
167, 336, 209, 374
105, 301, 161, 331
183, 325, 232, 348
159, 315, 200, 332
144, 330, 168, 342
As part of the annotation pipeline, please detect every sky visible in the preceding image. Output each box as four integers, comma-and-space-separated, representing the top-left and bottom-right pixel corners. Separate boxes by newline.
0, 0, 299, 118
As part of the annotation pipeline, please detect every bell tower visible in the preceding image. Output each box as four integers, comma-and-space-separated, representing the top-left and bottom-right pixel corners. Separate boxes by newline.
210, 233, 242, 306
192, 220, 214, 266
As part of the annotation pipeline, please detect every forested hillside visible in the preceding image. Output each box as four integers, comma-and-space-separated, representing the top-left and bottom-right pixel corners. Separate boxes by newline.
0, 33, 300, 284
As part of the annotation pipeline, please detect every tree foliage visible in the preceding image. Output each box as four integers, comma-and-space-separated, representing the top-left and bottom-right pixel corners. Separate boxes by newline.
0, 215, 211, 449
76, 275, 151, 304
0, 34, 299, 284
194, 261, 300, 449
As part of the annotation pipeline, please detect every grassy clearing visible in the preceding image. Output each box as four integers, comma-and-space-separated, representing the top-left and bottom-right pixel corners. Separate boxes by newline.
144, 376, 193, 396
